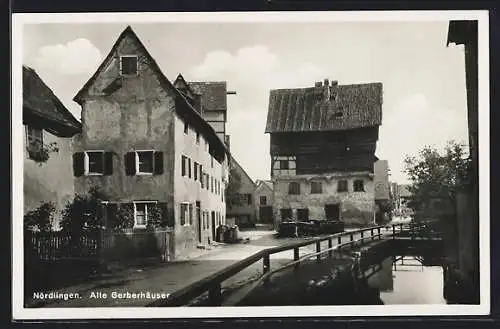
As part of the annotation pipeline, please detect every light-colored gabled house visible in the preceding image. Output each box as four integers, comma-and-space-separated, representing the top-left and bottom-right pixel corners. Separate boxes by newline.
226, 156, 257, 227
71, 26, 230, 259
23, 65, 82, 230
254, 180, 274, 224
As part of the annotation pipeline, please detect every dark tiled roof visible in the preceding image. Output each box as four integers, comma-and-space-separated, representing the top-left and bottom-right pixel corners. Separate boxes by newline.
265, 82, 383, 133
188, 81, 227, 112
23, 65, 81, 135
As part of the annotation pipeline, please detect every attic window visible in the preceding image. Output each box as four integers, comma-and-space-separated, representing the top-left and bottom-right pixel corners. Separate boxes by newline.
120, 55, 138, 76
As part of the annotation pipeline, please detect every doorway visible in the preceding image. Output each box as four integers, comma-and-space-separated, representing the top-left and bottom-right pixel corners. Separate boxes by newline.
196, 201, 201, 243
297, 208, 309, 222
324, 203, 340, 221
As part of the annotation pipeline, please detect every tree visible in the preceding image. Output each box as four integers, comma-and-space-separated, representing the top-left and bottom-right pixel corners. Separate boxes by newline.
403, 140, 471, 217
225, 166, 242, 210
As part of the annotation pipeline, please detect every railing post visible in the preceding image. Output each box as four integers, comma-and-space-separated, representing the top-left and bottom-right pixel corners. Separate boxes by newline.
316, 241, 321, 263
392, 224, 396, 238
360, 230, 364, 242
208, 283, 222, 306
370, 228, 374, 241
337, 236, 342, 246
294, 247, 300, 271
328, 238, 333, 258
377, 227, 381, 239
263, 254, 270, 274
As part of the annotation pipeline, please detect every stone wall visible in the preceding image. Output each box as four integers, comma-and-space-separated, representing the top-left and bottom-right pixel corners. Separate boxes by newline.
273, 172, 375, 227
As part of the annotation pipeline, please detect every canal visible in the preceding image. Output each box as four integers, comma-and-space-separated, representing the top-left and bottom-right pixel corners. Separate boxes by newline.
235, 252, 448, 306
366, 255, 447, 305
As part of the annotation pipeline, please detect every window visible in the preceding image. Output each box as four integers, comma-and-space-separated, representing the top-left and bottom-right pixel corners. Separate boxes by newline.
272, 156, 296, 177
206, 174, 210, 190
133, 201, 157, 228
73, 151, 114, 177
337, 180, 348, 193
137, 151, 154, 174
211, 177, 214, 193
189, 203, 193, 225
26, 126, 43, 157
288, 182, 301, 195
199, 165, 204, 185
120, 55, 138, 76
188, 158, 192, 178
184, 121, 189, 134
354, 180, 365, 192
211, 156, 214, 168
311, 181, 323, 194
196, 132, 200, 144
124, 151, 163, 176
181, 156, 187, 176
194, 162, 198, 181
247, 194, 252, 205
260, 196, 267, 205
180, 203, 189, 226
87, 151, 105, 174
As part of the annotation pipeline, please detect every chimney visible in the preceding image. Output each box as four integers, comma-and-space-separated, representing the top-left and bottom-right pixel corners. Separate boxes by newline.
323, 78, 330, 100
331, 80, 338, 87
314, 81, 322, 87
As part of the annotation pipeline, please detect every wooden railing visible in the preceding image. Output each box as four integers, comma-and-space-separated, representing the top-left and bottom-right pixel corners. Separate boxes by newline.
150, 225, 390, 307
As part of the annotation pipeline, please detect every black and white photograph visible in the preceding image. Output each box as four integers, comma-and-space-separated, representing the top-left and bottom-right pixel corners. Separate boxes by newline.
12, 10, 490, 320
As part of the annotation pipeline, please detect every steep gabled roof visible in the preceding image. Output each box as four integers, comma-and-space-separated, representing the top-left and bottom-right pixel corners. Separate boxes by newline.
23, 65, 81, 137
230, 155, 256, 189
72, 26, 230, 161
188, 81, 227, 112
265, 81, 383, 133
255, 180, 273, 194
173, 73, 197, 101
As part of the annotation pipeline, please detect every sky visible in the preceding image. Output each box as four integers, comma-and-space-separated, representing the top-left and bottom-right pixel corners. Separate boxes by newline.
22, 20, 469, 184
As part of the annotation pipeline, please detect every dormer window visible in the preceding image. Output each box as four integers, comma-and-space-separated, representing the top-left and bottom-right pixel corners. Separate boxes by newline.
120, 55, 138, 76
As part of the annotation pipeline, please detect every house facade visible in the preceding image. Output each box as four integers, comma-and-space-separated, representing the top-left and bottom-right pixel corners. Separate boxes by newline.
374, 160, 391, 223
265, 79, 383, 227
253, 180, 274, 224
23, 65, 82, 230
226, 156, 257, 227
71, 26, 229, 258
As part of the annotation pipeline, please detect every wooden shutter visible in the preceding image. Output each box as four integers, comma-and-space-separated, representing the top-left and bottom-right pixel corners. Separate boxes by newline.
154, 151, 164, 175
73, 152, 85, 177
104, 152, 114, 175
157, 202, 169, 227
124, 152, 136, 176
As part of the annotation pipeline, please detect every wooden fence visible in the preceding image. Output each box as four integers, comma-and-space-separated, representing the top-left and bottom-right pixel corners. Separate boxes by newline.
25, 229, 174, 262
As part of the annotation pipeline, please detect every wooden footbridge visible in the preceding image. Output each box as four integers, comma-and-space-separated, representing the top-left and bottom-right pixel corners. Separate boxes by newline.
148, 221, 443, 307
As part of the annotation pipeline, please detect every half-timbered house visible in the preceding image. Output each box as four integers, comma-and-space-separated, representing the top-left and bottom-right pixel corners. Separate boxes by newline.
265, 79, 383, 227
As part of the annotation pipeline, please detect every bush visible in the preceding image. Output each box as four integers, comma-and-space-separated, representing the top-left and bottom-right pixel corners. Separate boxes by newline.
24, 201, 55, 232
60, 187, 108, 234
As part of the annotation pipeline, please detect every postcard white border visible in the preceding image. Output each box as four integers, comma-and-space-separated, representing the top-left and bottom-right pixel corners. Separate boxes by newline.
12, 10, 490, 320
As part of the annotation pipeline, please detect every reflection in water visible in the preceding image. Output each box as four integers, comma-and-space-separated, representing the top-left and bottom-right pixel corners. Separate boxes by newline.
367, 256, 447, 305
